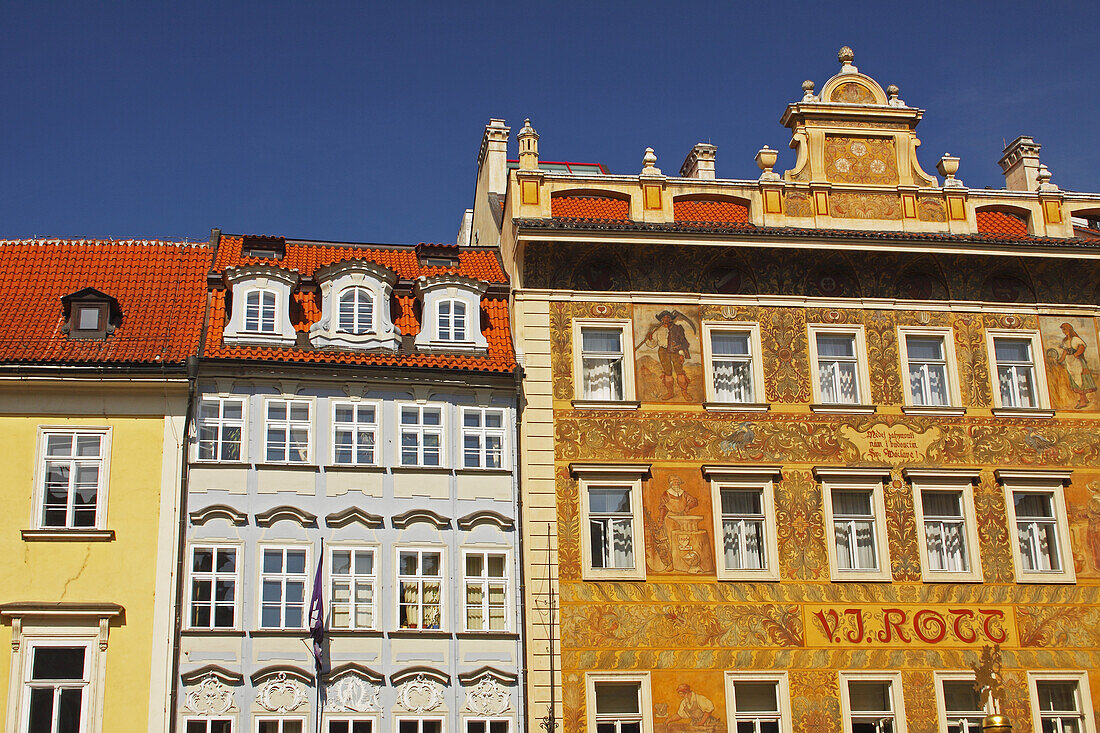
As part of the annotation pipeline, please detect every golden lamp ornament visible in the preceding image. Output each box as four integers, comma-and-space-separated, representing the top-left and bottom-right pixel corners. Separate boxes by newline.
971, 645, 1012, 732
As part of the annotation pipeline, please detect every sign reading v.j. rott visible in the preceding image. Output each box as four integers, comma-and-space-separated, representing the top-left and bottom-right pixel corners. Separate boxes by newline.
806, 605, 1014, 647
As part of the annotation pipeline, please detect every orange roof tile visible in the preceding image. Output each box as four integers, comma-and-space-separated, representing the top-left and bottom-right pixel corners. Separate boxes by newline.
550, 195, 630, 221
0, 239, 211, 367
975, 210, 1030, 238
673, 199, 750, 224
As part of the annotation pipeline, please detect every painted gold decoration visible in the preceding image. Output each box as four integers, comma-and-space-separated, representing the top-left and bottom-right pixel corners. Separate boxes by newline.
830, 192, 903, 219
830, 82, 877, 104
824, 136, 899, 185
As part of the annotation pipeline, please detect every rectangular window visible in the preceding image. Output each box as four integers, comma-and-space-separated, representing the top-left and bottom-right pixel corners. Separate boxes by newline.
832, 490, 878, 572
816, 334, 860, 404
332, 401, 378, 466
77, 305, 103, 331
908, 471, 984, 583
399, 404, 444, 467
197, 397, 244, 462
588, 486, 636, 571
398, 549, 443, 630
39, 430, 108, 529
264, 399, 311, 463
840, 674, 905, 733
189, 545, 238, 629
922, 491, 969, 572
438, 300, 467, 341
327, 719, 373, 733
330, 548, 375, 630
820, 470, 892, 582
994, 337, 1038, 408
1014, 492, 1062, 572
24, 645, 90, 733
576, 468, 648, 581
1000, 472, 1075, 584
938, 678, 986, 733
462, 408, 505, 469
245, 290, 277, 333
703, 324, 764, 404
465, 720, 509, 733
720, 488, 767, 572
260, 547, 308, 629
1031, 677, 1093, 733
257, 719, 305, 733
725, 673, 791, 733
398, 719, 442, 733
901, 331, 956, 407
186, 720, 233, 733
464, 552, 508, 631
594, 682, 642, 733
575, 322, 635, 402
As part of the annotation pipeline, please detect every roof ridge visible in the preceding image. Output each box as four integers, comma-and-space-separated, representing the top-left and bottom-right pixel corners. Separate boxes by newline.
0, 238, 209, 248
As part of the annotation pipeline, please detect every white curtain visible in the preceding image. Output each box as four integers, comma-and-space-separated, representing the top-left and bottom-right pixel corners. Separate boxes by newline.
583, 357, 624, 400
714, 359, 753, 402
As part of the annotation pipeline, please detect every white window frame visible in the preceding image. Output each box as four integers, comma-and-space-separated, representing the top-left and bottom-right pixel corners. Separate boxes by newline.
933, 671, 992, 733
17, 639, 95, 733
724, 671, 792, 733
906, 469, 983, 583
325, 715, 377, 733
998, 470, 1075, 584
437, 298, 468, 342
575, 466, 649, 581
397, 402, 446, 467
897, 327, 964, 412
258, 545, 311, 630
462, 548, 511, 632
184, 719, 235, 733
817, 468, 892, 582
395, 546, 446, 631
704, 466, 781, 582
396, 717, 445, 733
196, 395, 247, 463
463, 718, 511, 733
461, 407, 507, 470
807, 324, 873, 410
34, 426, 112, 531
838, 671, 907, 733
1027, 671, 1097, 733
243, 287, 278, 334
186, 543, 242, 630
985, 329, 1051, 412
263, 397, 313, 464
585, 672, 653, 733
256, 717, 308, 733
572, 319, 638, 405
329, 545, 378, 631
337, 285, 377, 335
331, 400, 381, 467
701, 322, 766, 407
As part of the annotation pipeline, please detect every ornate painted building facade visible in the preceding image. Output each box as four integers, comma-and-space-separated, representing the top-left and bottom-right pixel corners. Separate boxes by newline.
473, 49, 1100, 732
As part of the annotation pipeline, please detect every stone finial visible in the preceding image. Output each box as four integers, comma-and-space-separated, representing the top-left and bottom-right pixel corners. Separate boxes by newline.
517, 118, 540, 171
801, 80, 817, 102
755, 145, 780, 181
886, 84, 906, 107
640, 147, 662, 176
937, 153, 963, 188
838, 46, 858, 74
1037, 163, 1058, 192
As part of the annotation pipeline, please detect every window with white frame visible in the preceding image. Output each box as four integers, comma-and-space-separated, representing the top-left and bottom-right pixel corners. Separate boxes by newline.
399, 404, 443, 467
186, 720, 233, 733
707, 467, 780, 581
330, 547, 375, 630
188, 545, 238, 629
840, 674, 905, 733
587, 675, 651, 733
703, 324, 764, 404
244, 289, 277, 333
332, 402, 378, 466
326, 718, 373, 733
587, 486, 637, 572
935, 675, 987, 733
264, 399, 311, 463
1000, 472, 1075, 584
257, 719, 305, 733
1014, 492, 1064, 573
21, 644, 92, 733
899, 329, 959, 407
398, 549, 443, 630
197, 397, 245, 462
438, 299, 467, 341
574, 322, 634, 402
809, 326, 870, 406
260, 547, 308, 629
464, 551, 508, 631
907, 470, 983, 583
1029, 673, 1096, 733
819, 471, 891, 582
725, 673, 791, 733
398, 719, 442, 733
462, 408, 505, 469
988, 332, 1047, 409
38, 429, 109, 529
465, 719, 509, 733
338, 286, 375, 334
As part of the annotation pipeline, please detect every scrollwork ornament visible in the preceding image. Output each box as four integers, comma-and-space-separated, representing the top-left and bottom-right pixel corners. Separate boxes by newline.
184, 673, 236, 715
325, 675, 380, 713
465, 677, 511, 715
396, 675, 445, 713
255, 672, 309, 713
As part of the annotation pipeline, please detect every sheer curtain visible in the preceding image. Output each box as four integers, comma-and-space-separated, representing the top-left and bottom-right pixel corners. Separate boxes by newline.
582, 329, 624, 400
589, 487, 634, 568
722, 489, 765, 570
1015, 493, 1059, 571
817, 335, 858, 403
833, 490, 877, 570
711, 332, 753, 402
921, 492, 967, 571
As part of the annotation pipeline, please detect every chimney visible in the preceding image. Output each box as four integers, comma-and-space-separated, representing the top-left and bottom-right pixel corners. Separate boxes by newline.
998, 136, 1042, 192
517, 118, 540, 170
477, 118, 511, 197
680, 143, 717, 179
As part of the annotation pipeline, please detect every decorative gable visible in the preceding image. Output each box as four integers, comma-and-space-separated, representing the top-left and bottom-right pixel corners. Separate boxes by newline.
222, 265, 300, 347
413, 274, 489, 351
309, 259, 400, 351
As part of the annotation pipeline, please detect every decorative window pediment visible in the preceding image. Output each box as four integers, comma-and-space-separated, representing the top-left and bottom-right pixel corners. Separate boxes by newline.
61, 287, 120, 340
324, 664, 384, 713
222, 265, 299, 347
310, 260, 401, 351
413, 274, 488, 351
252, 667, 313, 713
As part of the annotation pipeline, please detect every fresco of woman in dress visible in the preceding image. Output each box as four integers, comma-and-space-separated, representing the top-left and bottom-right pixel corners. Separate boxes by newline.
1056, 322, 1098, 408
1040, 316, 1100, 411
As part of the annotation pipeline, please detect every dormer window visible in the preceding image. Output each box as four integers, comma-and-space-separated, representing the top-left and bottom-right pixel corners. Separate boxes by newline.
61, 288, 120, 340
438, 299, 467, 341
338, 286, 375, 335
76, 304, 106, 332
413, 274, 488, 352
242, 235, 286, 260
244, 289, 277, 333
221, 266, 299, 347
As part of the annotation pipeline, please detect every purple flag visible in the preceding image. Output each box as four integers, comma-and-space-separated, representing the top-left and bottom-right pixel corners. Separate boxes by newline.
308, 545, 324, 673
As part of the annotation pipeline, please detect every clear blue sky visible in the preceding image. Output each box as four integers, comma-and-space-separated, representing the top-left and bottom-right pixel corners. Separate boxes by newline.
1, 0, 1096, 244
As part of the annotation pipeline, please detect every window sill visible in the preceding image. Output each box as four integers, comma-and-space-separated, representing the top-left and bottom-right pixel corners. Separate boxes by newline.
190, 460, 251, 469
580, 571, 647, 582
21, 529, 114, 542
810, 404, 877, 415
418, 341, 487, 353
327, 629, 384, 637
181, 628, 245, 636
829, 573, 892, 583
991, 408, 1056, 419
1014, 573, 1076, 585
901, 405, 967, 417
255, 462, 319, 471
703, 401, 770, 412
921, 574, 984, 584
391, 465, 451, 474
454, 467, 512, 475
456, 631, 520, 639
716, 572, 780, 582
388, 629, 451, 638
250, 629, 308, 637
324, 463, 386, 472
570, 400, 641, 410
223, 333, 297, 348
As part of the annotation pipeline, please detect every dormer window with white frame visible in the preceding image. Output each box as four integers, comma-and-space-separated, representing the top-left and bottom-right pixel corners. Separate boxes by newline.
222, 265, 299, 347
310, 260, 400, 351
413, 274, 488, 351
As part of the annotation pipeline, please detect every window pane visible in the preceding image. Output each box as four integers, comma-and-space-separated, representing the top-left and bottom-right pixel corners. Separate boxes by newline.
994, 338, 1031, 362
922, 491, 962, 517
589, 487, 631, 514
817, 334, 855, 357
1037, 681, 1078, 712
712, 331, 750, 356
722, 489, 762, 515
943, 681, 983, 712
734, 681, 779, 712
833, 490, 873, 516
32, 647, 85, 680
594, 682, 640, 714
1015, 493, 1054, 518
582, 328, 622, 354
848, 681, 891, 712
906, 336, 944, 361
354, 551, 374, 575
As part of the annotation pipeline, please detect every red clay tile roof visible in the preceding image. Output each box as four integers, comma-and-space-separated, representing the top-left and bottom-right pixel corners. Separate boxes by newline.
550, 195, 630, 221
673, 199, 750, 224
975, 210, 1030, 238
0, 239, 211, 367
205, 236, 516, 373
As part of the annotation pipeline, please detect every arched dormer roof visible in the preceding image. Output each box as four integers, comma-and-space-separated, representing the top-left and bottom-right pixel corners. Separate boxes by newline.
413, 274, 489, 351
310, 259, 401, 351
221, 264, 300, 347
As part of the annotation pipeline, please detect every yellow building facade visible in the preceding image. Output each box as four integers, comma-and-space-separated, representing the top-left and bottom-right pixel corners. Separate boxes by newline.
482, 49, 1100, 732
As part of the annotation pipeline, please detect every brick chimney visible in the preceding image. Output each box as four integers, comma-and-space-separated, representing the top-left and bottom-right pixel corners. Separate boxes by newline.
998, 136, 1042, 192
680, 143, 717, 179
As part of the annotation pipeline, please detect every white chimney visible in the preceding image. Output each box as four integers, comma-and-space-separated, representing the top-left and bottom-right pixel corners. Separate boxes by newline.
998, 136, 1042, 192
680, 143, 717, 179
477, 118, 511, 197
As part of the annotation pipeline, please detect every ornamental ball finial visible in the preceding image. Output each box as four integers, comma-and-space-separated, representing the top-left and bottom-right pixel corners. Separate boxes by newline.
838, 46, 854, 64
887, 84, 899, 96
802, 79, 815, 92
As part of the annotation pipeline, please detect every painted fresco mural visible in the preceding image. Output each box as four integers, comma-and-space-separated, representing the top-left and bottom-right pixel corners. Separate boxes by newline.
1040, 315, 1100, 411
548, 298, 1100, 733
632, 305, 705, 403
